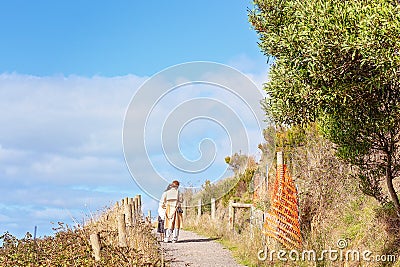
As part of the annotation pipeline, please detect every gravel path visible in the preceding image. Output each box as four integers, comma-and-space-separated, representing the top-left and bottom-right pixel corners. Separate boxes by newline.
161, 230, 246, 267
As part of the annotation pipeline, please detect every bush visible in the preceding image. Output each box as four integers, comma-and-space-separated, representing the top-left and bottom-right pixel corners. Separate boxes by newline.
0, 220, 161, 266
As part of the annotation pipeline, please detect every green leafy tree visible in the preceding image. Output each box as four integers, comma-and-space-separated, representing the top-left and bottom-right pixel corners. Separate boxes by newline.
224, 152, 250, 174
249, 0, 400, 215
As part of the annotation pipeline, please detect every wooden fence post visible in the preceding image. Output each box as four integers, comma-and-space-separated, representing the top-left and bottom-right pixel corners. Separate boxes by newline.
228, 200, 234, 231
135, 195, 142, 219
117, 214, 127, 247
147, 210, 152, 224
137, 195, 142, 216
124, 199, 133, 227
134, 196, 139, 219
277, 151, 283, 166
197, 199, 202, 221
132, 203, 137, 225
211, 198, 216, 220
90, 232, 101, 261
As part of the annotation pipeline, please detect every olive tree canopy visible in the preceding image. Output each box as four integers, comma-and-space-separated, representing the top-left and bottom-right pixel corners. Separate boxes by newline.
249, 0, 400, 215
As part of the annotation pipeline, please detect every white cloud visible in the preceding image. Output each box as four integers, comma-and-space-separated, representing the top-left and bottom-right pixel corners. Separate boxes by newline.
0, 73, 146, 237
0, 59, 272, 238
0, 73, 145, 155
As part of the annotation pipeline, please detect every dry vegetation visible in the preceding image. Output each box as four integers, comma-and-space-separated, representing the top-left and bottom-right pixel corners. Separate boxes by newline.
2, 125, 399, 267
183, 125, 400, 267
0, 204, 162, 267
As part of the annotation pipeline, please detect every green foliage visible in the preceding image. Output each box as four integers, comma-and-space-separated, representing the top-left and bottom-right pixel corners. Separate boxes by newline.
250, 0, 400, 214
275, 125, 307, 169
276, 125, 305, 149
225, 152, 250, 174
250, 0, 400, 124
191, 167, 256, 210
222, 168, 256, 206
199, 180, 214, 212
258, 125, 277, 167
224, 156, 231, 164
190, 177, 238, 209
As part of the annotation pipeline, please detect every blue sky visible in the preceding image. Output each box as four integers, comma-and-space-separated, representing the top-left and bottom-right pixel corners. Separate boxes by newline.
0, 0, 270, 238
1, 0, 266, 76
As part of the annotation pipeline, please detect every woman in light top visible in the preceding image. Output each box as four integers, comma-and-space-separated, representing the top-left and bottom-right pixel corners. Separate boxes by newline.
162, 180, 183, 243
157, 184, 171, 239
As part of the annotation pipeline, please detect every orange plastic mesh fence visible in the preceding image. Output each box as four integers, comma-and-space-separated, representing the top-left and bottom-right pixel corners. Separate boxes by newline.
263, 164, 302, 249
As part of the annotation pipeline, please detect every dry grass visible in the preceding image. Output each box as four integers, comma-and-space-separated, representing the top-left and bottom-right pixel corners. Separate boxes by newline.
183, 127, 400, 267
183, 196, 400, 267
0, 204, 162, 267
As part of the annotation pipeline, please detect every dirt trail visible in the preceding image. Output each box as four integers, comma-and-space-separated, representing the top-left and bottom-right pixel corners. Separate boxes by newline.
161, 230, 246, 267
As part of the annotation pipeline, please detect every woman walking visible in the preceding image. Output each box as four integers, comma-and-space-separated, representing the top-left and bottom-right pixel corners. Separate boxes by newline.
157, 184, 171, 240
162, 180, 183, 243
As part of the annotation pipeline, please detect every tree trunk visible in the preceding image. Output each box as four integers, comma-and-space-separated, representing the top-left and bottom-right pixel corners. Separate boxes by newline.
386, 157, 400, 217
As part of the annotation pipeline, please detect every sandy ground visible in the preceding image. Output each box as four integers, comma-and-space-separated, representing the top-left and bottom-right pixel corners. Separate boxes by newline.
160, 230, 246, 267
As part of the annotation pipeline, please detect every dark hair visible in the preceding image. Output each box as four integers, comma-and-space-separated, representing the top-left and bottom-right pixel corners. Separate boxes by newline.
164, 184, 172, 191
171, 180, 180, 187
